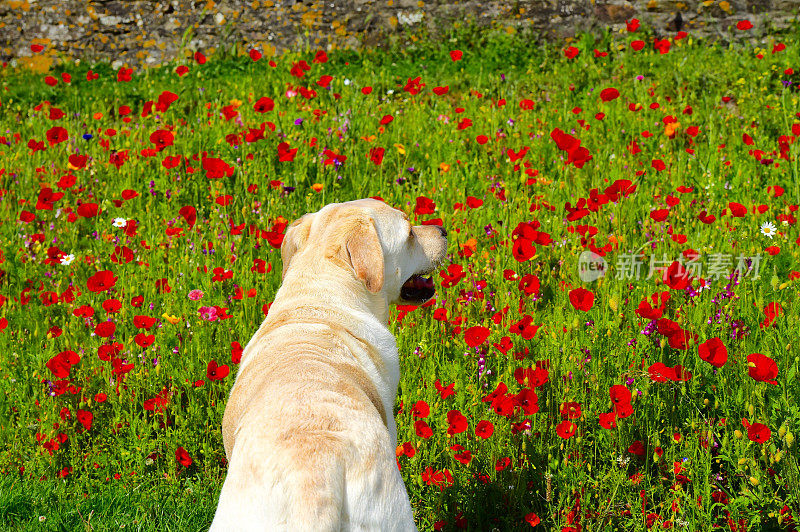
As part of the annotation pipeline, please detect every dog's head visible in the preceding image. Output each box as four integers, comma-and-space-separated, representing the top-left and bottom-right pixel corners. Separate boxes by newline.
281, 199, 448, 305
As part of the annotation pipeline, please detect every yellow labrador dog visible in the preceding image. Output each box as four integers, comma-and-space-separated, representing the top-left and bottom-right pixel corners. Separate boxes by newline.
211, 198, 447, 531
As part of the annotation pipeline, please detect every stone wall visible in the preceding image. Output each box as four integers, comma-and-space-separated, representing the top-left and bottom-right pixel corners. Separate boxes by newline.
2, 0, 798, 70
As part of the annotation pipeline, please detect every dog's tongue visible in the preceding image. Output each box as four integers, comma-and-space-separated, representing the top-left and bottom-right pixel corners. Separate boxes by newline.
400, 274, 435, 303
405, 275, 433, 291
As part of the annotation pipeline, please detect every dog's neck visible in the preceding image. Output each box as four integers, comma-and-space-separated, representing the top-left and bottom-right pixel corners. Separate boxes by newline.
277, 261, 392, 325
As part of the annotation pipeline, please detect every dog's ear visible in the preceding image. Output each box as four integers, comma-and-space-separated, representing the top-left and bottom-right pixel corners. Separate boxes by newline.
281, 213, 314, 279
345, 218, 384, 294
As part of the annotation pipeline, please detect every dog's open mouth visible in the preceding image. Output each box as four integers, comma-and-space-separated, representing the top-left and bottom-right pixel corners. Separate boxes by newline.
400, 274, 435, 303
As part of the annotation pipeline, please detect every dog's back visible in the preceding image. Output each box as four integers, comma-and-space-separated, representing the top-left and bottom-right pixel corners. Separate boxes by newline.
210, 322, 416, 532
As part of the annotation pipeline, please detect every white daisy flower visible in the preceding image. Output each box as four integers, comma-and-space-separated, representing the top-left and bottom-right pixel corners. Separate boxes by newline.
60, 253, 75, 266
760, 221, 777, 239
113, 217, 127, 228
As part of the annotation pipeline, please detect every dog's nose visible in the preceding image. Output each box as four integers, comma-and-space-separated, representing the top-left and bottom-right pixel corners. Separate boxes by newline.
438, 226, 447, 237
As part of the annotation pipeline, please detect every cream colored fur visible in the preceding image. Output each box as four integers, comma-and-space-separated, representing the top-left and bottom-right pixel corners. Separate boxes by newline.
210, 199, 447, 532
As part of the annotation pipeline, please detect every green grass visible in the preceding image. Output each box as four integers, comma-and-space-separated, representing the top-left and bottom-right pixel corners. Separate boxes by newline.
0, 22, 799, 531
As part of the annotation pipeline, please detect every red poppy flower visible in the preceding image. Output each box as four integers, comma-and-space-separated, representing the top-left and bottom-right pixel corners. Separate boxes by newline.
698, 337, 728, 368
666, 328, 697, 351
194, 51, 207, 64
87, 270, 118, 292
432, 86, 449, 96
68, 154, 87, 169
631, 40, 645, 51
228, 341, 243, 364
609, 384, 631, 405
475, 420, 494, 439
215, 195, 233, 207
253, 97, 274, 113
77, 202, 100, 218
747, 422, 770, 443
179, 205, 197, 228
434, 380, 455, 400
614, 401, 634, 419
518, 274, 540, 296
512, 238, 536, 263
464, 326, 490, 347
117, 67, 133, 82
736, 20, 753, 30
560, 402, 582, 420
747, 353, 778, 384
514, 389, 539, 416
134, 333, 155, 348
36, 188, 64, 210
403, 76, 425, 95
663, 261, 691, 290
599, 412, 617, 429
415, 419, 433, 439
761, 302, 783, 328
768, 184, 785, 197
46, 126, 68, 146
175, 446, 193, 467
155, 278, 172, 293
316, 75, 333, 88
206, 360, 230, 381
410, 400, 430, 418
95, 321, 116, 338
449, 50, 463, 61
568, 287, 594, 312
651, 159, 667, 172
516, 366, 549, 388
149, 129, 174, 151
563, 46, 580, 59
650, 209, 669, 222
556, 420, 577, 439
626, 18, 640, 32
566, 145, 593, 168
76, 409, 93, 431
728, 202, 747, 217
600, 88, 620, 102
154, 91, 178, 113
525, 512, 540, 527
414, 196, 436, 215
446, 410, 468, 435
133, 315, 157, 330
46, 350, 80, 379
368, 147, 384, 165
203, 157, 234, 178
312, 49, 328, 63
482, 382, 508, 404
550, 128, 580, 152
102, 299, 121, 314
290, 60, 310, 78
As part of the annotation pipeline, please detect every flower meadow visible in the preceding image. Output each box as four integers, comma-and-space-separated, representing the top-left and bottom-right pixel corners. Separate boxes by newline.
1, 20, 799, 531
